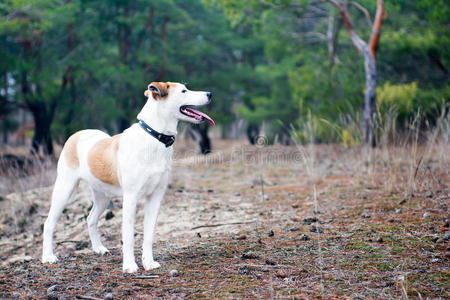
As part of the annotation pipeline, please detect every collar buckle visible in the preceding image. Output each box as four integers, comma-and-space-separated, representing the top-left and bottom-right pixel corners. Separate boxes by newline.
166, 136, 175, 147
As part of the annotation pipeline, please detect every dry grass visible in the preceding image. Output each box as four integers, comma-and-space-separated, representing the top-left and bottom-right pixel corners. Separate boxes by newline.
0, 132, 448, 298
0, 149, 57, 197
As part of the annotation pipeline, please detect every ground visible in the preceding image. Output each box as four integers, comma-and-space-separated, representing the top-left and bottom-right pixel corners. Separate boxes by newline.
0, 140, 449, 299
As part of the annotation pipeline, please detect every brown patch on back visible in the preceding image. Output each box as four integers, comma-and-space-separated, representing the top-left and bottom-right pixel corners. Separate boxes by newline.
64, 132, 81, 169
146, 82, 175, 100
88, 134, 121, 186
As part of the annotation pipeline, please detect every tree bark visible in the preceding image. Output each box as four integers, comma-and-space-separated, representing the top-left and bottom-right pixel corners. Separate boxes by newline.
21, 66, 68, 155
29, 102, 53, 155
362, 50, 377, 147
329, 0, 385, 146
156, 15, 169, 81
117, 117, 131, 133
137, 5, 155, 51
246, 124, 260, 145
191, 124, 212, 154
64, 2, 78, 138
327, 14, 341, 68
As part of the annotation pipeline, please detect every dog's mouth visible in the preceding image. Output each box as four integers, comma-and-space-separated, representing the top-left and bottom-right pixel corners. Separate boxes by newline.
180, 105, 215, 126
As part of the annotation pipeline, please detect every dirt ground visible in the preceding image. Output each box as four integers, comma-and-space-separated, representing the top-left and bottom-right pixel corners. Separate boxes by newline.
0, 140, 449, 299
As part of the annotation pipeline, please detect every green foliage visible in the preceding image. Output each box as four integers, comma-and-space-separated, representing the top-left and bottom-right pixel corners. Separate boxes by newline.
1, 0, 262, 147
377, 82, 418, 116
377, 82, 449, 125
212, 0, 449, 143
0, 0, 448, 148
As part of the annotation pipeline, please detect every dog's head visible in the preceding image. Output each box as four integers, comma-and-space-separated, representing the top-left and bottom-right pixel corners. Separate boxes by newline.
144, 82, 214, 126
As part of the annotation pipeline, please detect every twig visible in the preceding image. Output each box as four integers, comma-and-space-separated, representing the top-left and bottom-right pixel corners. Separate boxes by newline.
413, 153, 424, 180
135, 275, 159, 279
56, 240, 79, 245
191, 221, 254, 230
76, 295, 103, 300
349, 1, 373, 27
235, 263, 294, 269
260, 175, 265, 201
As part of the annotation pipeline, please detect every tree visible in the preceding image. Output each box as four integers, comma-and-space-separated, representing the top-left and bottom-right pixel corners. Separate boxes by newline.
328, 0, 386, 146
1, 0, 446, 153
207, 0, 342, 143
1, 0, 248, 154
80, 0, 251, 153
0, 0, 78, 154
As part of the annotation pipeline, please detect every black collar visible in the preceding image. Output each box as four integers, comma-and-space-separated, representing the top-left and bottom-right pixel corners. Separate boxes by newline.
138, 119, 175, 147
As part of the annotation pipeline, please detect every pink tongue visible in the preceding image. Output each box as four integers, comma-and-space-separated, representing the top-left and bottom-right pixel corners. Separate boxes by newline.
185, 108, 215, 126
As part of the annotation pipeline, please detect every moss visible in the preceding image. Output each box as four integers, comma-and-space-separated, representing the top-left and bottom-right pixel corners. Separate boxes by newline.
377, 261, 401, 272
407, 288, 430, 297
407, 239, 435, 251
278, 288, 304, 295
425, 271, 450, 285
18, 218, 27, 228
381, 223, 407, 233
390, 245, 405, 254
345, 242, 373, 251
370, 250, 390, 259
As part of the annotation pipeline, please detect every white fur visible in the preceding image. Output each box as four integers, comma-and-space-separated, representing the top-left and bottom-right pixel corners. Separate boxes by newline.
42, 83, 211, 273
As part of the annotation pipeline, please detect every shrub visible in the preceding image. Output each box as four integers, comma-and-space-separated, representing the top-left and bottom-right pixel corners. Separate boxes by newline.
376, 82, 418, 119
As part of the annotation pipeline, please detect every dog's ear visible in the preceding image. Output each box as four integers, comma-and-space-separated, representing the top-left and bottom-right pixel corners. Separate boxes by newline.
147, 82, 169, 100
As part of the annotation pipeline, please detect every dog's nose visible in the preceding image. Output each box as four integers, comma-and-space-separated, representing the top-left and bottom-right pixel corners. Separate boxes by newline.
207, 92, 212, 102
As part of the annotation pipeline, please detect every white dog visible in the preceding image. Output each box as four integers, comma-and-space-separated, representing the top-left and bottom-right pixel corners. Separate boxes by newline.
42, 82, 214, 273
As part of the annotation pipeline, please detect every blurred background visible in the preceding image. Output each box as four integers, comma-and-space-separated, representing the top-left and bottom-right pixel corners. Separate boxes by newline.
0, 0, 448, 155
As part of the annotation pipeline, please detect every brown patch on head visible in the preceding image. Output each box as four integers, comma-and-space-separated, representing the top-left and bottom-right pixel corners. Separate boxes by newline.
146, 82, 175, 100
87, 134, 121, 186
63, 132, 81, 169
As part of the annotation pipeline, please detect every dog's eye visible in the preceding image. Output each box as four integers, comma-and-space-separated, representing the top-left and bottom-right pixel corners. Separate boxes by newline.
181, 89, 187, 93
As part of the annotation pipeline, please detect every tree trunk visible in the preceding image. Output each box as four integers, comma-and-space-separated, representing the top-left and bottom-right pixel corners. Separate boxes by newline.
329, 0, 385, 147
29, 102, 53, 155
117, 117, 131, 133
362, 50, 377, 146
2, 129, 7, 144
63, 74, 76, 139
64, 0, 77, 139
246, 124, 260, 145
327, 14, 341, 68
22, 67, 67, 155
191, 124, 211, 154
156, 15, 169, 81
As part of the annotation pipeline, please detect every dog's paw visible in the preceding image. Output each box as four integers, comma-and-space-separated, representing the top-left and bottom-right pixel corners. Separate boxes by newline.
123, 261, 139, 273
143, 259, 161, 271
93, 246, 109, 255
42, 254, 58, 264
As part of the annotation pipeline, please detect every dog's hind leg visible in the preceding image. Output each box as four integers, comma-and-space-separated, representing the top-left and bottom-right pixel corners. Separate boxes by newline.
42, 172, 79, 263
87, 189, 109, 254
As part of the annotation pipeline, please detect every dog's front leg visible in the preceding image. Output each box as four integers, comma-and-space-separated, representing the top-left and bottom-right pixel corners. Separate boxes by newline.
142, 174, 168, 270
122, 193, 139, 273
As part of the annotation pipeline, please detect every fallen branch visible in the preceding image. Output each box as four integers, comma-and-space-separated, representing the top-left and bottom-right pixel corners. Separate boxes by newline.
76, 295, 103, 300
191, 221, 254, 230
413, 152, 425, 180
135, 275, 159, 279
56, 240, 79, 245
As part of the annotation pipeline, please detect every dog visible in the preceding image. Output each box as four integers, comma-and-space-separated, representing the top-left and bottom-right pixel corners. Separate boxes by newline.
42, 82, 214, 273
